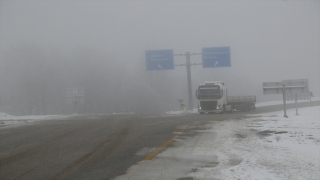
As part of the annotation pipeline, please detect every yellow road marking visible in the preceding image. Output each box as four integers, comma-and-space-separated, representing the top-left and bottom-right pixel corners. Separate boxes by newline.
144, 124, 192, 161
121, 123, 197, 178
19, 142, 38, 149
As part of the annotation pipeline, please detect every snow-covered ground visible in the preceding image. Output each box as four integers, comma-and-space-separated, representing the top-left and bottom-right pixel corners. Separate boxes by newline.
0, 112, 73, 128
189, 106, 320, 180
116, 105, 320, 180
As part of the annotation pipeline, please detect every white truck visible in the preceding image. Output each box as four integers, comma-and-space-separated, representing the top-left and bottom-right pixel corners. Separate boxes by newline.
195, 81, 256, 114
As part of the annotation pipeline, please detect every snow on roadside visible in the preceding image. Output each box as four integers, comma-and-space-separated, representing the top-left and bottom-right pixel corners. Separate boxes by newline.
190, 106, 320, 180
164, 109, 198, 115
116, 105, 320, 180
0, 112, 73, 128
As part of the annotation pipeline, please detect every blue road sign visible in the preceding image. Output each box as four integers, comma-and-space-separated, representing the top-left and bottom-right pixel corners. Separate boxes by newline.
146, 49, 174, 70
202, 47, 231, 68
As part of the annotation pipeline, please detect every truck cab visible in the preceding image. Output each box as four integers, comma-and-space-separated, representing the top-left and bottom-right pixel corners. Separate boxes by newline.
196, 81, 230, 114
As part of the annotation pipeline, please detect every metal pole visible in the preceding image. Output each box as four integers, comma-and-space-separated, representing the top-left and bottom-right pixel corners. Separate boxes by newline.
0, 59, 1, 109
310, 95, 312, 106
186, 52, 193, 111
174, 52, 202, 111
0, 59, 2, 109
295, 93, 298, 115
282, 84, 288, 118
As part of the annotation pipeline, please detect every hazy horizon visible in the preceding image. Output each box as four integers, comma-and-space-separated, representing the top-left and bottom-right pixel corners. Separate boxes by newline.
1, 0, 319, 115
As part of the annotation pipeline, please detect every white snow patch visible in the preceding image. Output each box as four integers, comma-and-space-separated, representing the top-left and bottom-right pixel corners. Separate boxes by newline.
164, 109, 198, 115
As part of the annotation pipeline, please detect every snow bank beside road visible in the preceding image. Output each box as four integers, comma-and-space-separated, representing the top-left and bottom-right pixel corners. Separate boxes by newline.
164, 109, 198, 115
0, 112, 73, 128
0, 112, 69, 121
0, 112, 16, 119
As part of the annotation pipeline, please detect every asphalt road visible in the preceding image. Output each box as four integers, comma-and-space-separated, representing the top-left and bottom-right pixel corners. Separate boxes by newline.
0, 101, 319, 180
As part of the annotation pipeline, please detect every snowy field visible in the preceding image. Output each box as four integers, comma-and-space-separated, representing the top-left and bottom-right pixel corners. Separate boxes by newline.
117, 105, 320, 180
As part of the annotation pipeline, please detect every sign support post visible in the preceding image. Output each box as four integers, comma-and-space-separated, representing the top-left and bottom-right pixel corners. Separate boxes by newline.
66, 88, 85, 114
282, 84, 288, 118
295, 93, 299, 115
186, 52, 193, 111
263, 79, 308, 118
174, 52, 202, 111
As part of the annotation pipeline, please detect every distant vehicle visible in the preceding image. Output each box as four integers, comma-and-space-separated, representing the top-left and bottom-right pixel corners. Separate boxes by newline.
195, 81, 256, 114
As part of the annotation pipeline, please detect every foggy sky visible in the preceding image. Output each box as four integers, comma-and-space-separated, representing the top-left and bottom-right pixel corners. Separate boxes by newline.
1, 0, 319, 110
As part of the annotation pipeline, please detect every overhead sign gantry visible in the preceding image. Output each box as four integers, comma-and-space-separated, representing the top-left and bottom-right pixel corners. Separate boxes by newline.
146, 47, 231, 111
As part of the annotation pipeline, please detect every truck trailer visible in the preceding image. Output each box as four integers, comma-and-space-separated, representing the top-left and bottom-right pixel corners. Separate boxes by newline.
195, 81, 256, 114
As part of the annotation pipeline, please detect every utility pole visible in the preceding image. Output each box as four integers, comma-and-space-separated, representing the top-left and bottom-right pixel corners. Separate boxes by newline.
174, 52, 202, 111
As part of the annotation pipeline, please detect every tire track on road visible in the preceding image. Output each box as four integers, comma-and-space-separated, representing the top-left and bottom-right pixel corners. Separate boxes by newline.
0, 123, 97, 179
50, 121, 130, 180
0, 116, 122, 179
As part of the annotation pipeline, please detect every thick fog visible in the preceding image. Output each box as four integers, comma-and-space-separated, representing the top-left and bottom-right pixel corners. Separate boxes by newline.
0, 1, 319, 115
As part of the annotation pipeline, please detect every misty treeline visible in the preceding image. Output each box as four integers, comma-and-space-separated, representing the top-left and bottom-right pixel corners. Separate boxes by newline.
1, 45, 177, 115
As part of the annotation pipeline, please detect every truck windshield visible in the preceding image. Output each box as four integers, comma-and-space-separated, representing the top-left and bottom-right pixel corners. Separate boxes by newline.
198, 86, 221, 99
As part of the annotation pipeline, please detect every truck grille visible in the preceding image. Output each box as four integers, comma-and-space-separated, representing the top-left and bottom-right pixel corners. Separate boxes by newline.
200, 101, 217, 110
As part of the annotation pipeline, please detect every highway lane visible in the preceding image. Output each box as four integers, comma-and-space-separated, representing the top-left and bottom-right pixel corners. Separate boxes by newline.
0, 101, 319, 180
0, 114, 205, 180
